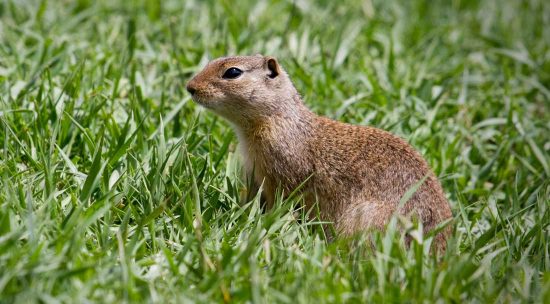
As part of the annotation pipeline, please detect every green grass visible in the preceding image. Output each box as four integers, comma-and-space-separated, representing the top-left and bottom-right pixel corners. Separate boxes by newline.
1, 0, 549, 302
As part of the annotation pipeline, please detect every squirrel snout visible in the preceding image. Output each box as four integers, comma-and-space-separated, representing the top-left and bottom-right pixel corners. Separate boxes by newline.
186, 83, 196, 95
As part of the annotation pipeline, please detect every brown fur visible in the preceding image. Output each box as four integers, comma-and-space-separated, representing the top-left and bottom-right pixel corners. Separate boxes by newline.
186, 55, 453, 252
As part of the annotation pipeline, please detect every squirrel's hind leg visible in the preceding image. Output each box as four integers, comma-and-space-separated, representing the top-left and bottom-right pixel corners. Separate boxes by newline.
336, 201, 394, 237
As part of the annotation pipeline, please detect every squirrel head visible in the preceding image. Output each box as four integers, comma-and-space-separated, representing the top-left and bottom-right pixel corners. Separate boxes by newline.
186, 55, 300, 125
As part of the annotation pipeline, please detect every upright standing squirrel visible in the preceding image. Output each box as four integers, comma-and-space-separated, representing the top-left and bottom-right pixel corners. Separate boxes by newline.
187, 55, 452, 252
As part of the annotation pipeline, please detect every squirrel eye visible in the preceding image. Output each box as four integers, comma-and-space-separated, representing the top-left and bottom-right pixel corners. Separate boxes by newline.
222, 67, 243, 79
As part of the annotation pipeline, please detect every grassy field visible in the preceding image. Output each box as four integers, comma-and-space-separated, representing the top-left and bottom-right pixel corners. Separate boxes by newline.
1, 0, 549, 302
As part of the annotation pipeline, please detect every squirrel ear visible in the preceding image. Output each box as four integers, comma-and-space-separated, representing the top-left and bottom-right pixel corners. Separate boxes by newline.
265, 56, 280, 78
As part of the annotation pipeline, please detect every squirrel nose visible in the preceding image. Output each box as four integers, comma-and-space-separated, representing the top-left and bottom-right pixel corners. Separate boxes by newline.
186, 84, 196, 95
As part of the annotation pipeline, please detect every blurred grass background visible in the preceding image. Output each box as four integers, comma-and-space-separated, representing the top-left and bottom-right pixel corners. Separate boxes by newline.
0, 0, 549, 302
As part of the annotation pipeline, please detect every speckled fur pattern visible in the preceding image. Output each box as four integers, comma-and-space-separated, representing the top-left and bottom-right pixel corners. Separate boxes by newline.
187, 55, 453, 252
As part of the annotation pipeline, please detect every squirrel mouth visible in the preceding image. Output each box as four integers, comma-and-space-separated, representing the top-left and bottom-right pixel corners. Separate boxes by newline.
190, 95, 213, 108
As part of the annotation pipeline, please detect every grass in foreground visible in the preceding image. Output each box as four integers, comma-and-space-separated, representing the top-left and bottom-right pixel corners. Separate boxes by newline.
0, 0, 549, 302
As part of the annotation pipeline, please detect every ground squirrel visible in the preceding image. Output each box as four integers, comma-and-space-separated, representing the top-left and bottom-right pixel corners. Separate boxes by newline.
186, 55, 453, 252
